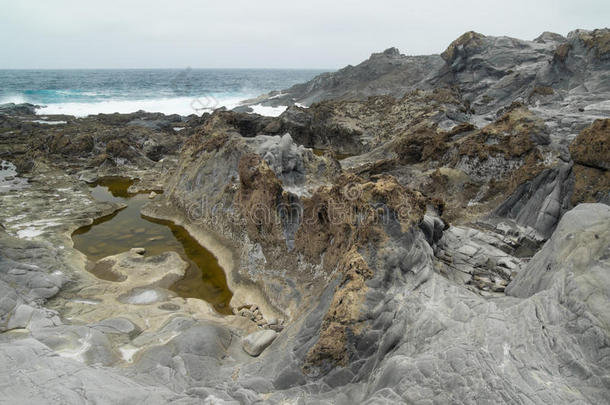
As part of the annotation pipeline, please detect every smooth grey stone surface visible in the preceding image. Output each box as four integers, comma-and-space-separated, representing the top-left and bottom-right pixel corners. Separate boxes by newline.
242, 329, 278, 356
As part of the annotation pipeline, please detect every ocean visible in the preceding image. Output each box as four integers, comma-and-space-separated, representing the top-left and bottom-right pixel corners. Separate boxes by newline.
0, 69, 326, 117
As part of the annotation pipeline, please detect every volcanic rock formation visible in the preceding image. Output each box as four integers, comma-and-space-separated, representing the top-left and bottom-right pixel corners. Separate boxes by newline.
0, 28, 609, 404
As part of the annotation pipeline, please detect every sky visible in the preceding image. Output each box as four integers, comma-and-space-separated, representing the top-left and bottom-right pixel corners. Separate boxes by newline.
1, 0, 608, 69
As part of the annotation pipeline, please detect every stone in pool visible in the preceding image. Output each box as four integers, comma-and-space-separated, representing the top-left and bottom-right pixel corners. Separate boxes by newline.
93, 250, 187, 287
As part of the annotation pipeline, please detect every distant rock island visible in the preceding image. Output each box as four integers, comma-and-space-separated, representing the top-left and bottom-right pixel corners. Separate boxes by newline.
0, 28, 609, 404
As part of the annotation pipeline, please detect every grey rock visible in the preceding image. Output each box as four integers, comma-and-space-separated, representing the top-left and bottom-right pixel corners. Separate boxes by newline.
507, 203, 610, 301
232, 105, 254, 113
494, 163, 573, 238
249, 133, 307, 188
242, 329, 278, 356
0, 338, 194, 404
244, 49, 444, 107
435, 224, 525, 289
92, 317, 141, 339
0, 28, 609, 405
0, 102, 39, 116
7, 303, 34, 330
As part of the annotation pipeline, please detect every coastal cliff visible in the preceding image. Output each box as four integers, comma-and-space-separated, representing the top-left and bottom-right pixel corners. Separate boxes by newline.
0, 28, 609, 404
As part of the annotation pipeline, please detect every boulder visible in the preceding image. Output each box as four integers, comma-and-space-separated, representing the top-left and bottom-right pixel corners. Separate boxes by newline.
0, 103, 39, 116
242, 330, 278, 356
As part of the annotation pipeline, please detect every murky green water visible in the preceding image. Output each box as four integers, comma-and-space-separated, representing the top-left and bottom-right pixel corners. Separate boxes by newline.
72, 177, 233, 314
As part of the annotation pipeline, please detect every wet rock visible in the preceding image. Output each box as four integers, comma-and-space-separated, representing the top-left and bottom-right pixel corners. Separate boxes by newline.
97, 250, 187, 288
0, 103, 39, 116
232, 105, 254, 113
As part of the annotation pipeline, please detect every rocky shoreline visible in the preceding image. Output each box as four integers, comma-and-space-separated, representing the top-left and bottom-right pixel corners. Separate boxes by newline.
1, 28, 609, 404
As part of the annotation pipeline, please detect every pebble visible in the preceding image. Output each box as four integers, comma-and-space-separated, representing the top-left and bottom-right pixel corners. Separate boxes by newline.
158, 303, 180, 311
269, 324, 284, 332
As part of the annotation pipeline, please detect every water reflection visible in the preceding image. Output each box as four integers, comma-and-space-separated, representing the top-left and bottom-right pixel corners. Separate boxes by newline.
72, 177, 232, 314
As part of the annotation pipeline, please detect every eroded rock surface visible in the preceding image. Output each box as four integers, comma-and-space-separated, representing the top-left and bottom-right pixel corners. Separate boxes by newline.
0, 27, 608, 404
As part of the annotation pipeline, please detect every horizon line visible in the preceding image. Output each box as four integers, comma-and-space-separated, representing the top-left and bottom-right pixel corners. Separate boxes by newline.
0, 67, 336, 71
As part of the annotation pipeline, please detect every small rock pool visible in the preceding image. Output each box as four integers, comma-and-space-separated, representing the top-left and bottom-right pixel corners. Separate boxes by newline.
312, 148, 354, 160
72, 177, 233, 314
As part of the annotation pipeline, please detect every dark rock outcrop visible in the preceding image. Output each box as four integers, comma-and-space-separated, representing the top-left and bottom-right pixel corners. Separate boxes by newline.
243, 48, 444, 106
0, 102, 39, 116
246, 28, 609, 146
0, 27, 609, 405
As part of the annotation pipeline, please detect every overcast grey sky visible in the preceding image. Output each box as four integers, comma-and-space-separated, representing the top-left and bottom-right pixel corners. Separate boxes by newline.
1, 0, 608, 69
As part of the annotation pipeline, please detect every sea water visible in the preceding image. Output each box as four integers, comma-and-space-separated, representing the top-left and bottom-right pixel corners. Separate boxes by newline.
0, 68, 325, 117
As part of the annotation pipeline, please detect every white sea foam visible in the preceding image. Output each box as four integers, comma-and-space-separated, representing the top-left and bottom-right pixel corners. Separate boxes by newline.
37, 97, 223, 117
248, 104, 288, 117
28, 120, 67, 125
30, 96, 289, 118
0, 94, 27, 105
34, 95, 253, 117
3, 88, 290, 117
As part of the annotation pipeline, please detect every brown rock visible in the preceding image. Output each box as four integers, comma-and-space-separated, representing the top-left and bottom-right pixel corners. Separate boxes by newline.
106, 139, 136, 159
576, 28, 610, 59
441, 31, 486, 64
571, 164, 610, 206
569, 119, 610, 170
